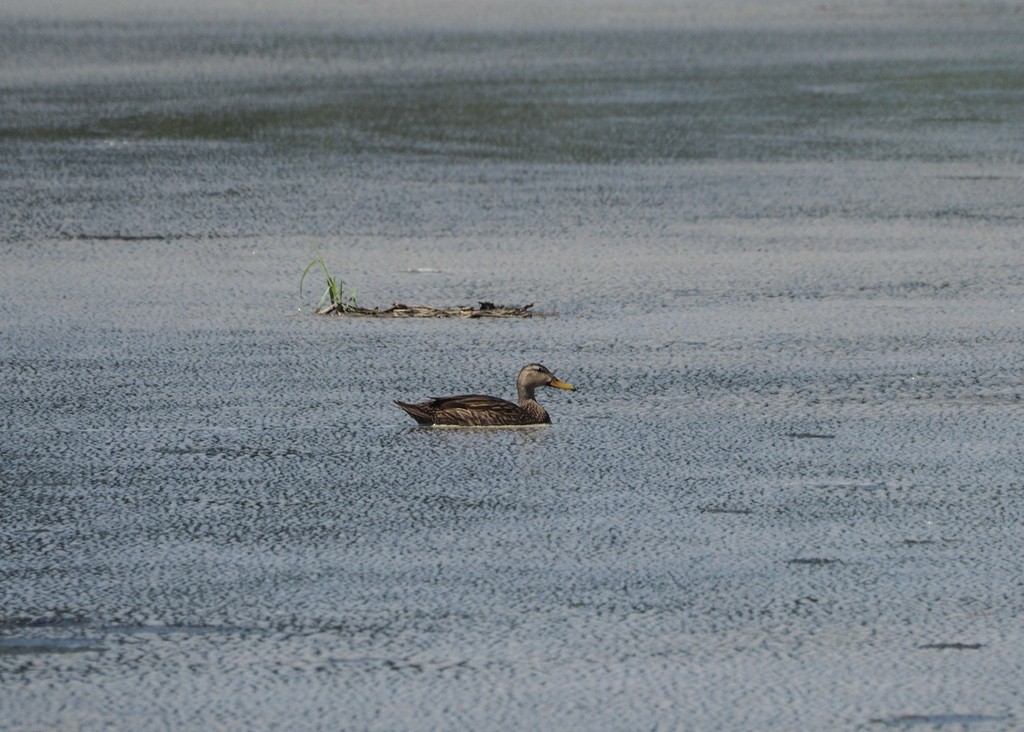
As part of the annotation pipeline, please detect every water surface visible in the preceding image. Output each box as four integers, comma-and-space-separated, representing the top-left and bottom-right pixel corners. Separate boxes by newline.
2, 5, 1023, 729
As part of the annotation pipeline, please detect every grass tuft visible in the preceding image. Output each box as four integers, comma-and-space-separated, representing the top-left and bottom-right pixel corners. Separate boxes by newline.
300, 246, 357, 313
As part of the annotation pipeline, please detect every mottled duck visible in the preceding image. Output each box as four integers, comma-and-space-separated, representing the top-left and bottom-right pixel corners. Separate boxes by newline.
395, 363, 576, 426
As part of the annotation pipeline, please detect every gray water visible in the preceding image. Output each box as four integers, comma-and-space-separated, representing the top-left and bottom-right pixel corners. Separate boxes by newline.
2, 3, 1023, 729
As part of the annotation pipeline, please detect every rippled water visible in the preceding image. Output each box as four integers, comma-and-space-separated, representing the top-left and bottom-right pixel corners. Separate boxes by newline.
2, 4, 1023, 729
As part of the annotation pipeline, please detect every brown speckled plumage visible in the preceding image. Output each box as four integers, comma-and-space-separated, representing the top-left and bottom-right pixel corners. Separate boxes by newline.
395, 363, 576, 427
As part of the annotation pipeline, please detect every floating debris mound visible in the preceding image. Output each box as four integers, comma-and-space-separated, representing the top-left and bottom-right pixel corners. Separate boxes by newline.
317, 300, 542, 318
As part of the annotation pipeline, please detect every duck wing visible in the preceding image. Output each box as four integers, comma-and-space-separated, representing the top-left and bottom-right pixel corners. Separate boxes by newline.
395, 394, 534, 426
425, 394, 513, 410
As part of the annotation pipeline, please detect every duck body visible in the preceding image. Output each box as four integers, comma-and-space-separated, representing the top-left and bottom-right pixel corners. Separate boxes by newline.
395, 363, 575, 427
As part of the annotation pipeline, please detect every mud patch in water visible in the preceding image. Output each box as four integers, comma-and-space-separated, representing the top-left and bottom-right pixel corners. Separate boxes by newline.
917, 642, 984, 651
318, 301, 542, 318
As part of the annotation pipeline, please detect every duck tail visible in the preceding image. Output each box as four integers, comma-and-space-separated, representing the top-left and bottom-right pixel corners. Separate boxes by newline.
394, 400, 435, 425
